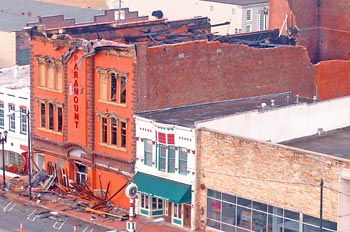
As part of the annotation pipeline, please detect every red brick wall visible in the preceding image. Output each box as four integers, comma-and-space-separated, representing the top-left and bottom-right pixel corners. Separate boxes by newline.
269, 0, 319, 63
319, 0, 350, 60
315, 60, 350, 100
270, 0, 350, 62
135, 41, 316, 111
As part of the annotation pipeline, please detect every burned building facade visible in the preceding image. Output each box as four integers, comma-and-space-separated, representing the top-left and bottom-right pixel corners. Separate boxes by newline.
28, 15, 316, 211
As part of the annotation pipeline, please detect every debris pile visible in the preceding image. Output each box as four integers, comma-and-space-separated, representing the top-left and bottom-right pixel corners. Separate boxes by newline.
5, 162, 129, 222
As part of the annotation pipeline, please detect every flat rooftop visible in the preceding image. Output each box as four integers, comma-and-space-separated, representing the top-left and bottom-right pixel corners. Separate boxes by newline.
136, 92, 314, 128
282, 127, 350, 160
0, 0, 106, 31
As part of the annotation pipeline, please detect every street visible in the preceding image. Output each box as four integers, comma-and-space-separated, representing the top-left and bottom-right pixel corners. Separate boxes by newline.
0, 194, 111, 232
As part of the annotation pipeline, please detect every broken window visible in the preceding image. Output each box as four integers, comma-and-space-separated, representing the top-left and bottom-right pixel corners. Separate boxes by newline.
111, 117, 117, 145
120, 121, 127, 147
76, 163, 87, 184
102, 117, 108, 143
38, 57, 46, 87
40, 103, 46, 128
56, 63, 63, 92
109, 72, 127, 104
49, 103, 54, 130
57, 106, 63, 132
120, 76, 126, 104
110, 73, 117, 102
47, 60, 54, 89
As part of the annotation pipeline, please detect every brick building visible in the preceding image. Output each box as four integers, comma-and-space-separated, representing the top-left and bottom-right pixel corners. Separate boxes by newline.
27, 15, 313, 209
133, 93, 350, 231
132, 92, 317, 230
195, 96, 350, 232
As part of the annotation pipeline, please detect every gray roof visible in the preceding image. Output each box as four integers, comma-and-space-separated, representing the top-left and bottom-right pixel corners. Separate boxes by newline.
136, 92, 314, 128
0, 0, 106, 31
282, 127, 350, 160
200, 0, 269, 6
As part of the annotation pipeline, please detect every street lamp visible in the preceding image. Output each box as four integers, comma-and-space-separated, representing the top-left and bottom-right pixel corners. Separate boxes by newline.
0, 130, 8, 190
26, 109, 32, 200
136, 217, 165, 232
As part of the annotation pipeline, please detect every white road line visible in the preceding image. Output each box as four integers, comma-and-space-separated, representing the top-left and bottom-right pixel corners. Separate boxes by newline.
53, 220, 66, 230
3, 202, 16, 212
27, 209, 39, 221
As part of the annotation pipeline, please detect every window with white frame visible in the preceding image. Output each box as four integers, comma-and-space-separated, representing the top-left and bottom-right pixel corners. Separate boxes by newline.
246, 24, 252, 33
20, 107, 27, 135
144, 139, 153, 166
259, 13, 265, 30
179, 148, 188, 175
158, 144, 167, 172
168, 146, 176, 173
0, 102, 4, 129
157, 144, 178, 173
141, 138, 189, 175
246, 9, 252, 21
8, 105, 15, 131
210, 5, 214, 12
152, 197, 163, 210
173, 203, 182, 220
141, 194, 149, 209
8, 151, 22, 167
232, 8, 236, 15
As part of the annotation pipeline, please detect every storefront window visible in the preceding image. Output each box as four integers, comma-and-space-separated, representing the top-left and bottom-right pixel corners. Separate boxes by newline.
206, 189, 337, 232
173, 203, 182, 219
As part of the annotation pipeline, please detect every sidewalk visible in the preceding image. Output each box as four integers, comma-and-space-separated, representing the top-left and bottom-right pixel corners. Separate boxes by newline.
0, 171, 189, 232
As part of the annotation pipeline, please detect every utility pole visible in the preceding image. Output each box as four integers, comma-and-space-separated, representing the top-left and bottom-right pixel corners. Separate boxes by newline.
320, 179, 323, 232
27, 109, 32, 200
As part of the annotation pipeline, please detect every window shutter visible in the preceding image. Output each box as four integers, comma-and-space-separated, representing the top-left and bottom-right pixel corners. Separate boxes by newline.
167, 134, 175, 144
158, 132, 166, 144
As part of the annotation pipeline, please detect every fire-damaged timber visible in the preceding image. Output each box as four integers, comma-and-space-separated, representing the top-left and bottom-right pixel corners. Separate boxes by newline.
5, 162, 129, 222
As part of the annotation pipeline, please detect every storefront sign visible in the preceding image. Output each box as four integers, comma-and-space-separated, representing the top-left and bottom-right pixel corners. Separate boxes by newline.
73, 57, 79, 128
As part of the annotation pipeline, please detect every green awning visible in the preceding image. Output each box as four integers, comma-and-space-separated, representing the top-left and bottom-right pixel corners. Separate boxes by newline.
133, 172, 191, 204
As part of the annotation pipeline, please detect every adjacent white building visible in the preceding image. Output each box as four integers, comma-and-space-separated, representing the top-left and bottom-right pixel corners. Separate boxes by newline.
0, 65, 30, 175
133, 115, 196, 230
108, 0, 269, 35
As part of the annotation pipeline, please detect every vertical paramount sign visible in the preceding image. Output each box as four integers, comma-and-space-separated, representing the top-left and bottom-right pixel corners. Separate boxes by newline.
73, 55, 79, 128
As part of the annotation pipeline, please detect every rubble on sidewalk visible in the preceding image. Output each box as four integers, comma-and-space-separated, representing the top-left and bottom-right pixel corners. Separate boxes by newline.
5, 162, 129, 222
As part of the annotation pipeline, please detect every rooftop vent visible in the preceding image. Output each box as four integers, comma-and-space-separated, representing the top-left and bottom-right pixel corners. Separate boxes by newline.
317, 128, 325, 136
